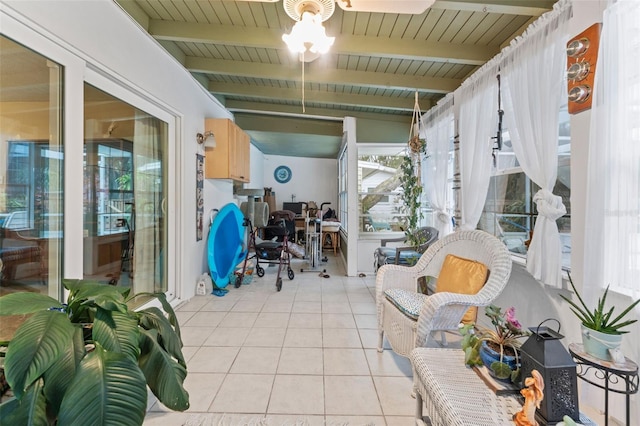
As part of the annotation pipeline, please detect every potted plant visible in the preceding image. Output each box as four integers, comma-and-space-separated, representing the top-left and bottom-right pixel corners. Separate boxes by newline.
0, 279, 189, 425
460, 305, 529, 384
560, 273, 640, 360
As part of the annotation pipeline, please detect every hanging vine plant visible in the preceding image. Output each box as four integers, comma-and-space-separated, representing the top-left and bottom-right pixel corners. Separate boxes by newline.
400, 137, 426, 248
400, 91, 428, 248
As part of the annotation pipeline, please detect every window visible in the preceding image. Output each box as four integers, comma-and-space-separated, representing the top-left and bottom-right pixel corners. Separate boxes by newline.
0, 35, 63, 297
479, 105, 571, 268
84, 140, 133, 237
338, 143, 348, 233
357, 144, 430, 234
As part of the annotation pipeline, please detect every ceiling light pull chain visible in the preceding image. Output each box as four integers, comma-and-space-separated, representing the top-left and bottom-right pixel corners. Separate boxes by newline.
301, 52, 306, 113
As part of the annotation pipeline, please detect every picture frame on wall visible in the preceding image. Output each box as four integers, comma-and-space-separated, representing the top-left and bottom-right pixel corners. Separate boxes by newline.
196, 154, 204, 241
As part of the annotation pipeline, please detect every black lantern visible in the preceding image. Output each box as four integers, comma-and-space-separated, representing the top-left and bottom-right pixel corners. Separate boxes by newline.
519, 319, 579, 425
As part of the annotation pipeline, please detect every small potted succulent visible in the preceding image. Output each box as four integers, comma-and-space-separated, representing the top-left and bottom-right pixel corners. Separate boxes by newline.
460, 305, 529, 384
561, 273, 640, 360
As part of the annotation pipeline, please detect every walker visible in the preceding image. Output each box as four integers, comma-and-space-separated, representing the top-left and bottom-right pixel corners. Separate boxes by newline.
236, 217, 295, 292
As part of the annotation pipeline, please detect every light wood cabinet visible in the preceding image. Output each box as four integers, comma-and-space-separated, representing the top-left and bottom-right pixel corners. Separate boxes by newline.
204, 118, 250, 182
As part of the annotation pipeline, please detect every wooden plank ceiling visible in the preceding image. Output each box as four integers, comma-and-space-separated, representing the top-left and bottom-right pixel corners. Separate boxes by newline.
115, 0, 557, 158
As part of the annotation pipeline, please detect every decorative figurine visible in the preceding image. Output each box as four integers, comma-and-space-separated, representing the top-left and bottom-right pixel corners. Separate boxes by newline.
514, 369, 545, 426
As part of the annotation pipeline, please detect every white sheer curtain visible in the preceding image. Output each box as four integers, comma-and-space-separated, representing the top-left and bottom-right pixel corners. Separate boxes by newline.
422, 92, 454, 237
455, 56, 500, 231
133, 114, 165, 294
500, 0, 572, 288
585, 0, 640, 302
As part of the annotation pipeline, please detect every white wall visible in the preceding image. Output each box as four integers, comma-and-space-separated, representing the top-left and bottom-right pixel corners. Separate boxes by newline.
262, 155, 337, 212
247, 143, 265, 191
1, 0, 246, 302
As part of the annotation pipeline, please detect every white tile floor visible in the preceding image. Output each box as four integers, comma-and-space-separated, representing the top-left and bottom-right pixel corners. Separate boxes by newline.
144, 256, 417, 426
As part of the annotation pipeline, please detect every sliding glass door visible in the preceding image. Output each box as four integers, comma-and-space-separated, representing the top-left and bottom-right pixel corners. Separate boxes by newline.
83, 84, 168, 297
0, 35, 63, 299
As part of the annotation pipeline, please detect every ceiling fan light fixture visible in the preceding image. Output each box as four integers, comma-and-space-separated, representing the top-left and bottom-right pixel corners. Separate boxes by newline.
282, 11, 335, 54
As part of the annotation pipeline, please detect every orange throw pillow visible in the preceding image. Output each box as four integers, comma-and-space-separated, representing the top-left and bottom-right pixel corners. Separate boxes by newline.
435, 254, 489, 324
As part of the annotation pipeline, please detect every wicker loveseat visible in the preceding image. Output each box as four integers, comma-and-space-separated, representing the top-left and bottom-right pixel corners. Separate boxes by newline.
375, 230, 512, 357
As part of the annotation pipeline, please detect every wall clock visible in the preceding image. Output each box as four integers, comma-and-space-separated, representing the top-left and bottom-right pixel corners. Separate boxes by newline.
274, 165, 292, 183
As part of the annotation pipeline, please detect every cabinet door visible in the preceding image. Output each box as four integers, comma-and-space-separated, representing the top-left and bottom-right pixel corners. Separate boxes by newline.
235, 127, 250, 182
203, 118, 249, 182
204, 118, 231, 179
229, 125, 240, 181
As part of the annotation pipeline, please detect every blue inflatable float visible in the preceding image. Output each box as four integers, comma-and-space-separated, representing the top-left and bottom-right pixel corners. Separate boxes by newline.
208, 203, 246, 293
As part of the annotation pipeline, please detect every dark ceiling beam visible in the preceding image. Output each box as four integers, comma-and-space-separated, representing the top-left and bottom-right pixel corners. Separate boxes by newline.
186, 57, 460, 94
234, 113, 343, 136
433, 0, 555, 15
225, 99, 412, 123
208, 81, 431, 112
148, 20, 496, 65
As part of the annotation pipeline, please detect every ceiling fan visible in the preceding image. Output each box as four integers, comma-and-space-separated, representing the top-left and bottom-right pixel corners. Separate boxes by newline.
239, 0, 436, 60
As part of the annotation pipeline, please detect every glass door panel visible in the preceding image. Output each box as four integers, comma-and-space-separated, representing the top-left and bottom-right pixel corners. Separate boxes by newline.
83, 84, 167, 302
0, 35, 63, 299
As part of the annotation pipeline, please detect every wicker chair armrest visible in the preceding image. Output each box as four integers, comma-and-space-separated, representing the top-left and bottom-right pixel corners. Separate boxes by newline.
375, 263, 420, 293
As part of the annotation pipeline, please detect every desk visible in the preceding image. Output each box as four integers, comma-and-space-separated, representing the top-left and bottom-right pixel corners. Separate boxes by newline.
569, 343, 638, 426
410, 348, 596, 426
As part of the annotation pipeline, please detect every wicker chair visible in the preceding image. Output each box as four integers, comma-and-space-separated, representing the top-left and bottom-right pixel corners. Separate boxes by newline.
373, 226, 439, 271
375, 230, 512, 357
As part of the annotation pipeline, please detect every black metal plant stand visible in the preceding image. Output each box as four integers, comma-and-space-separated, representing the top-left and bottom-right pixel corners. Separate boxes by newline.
568, 343, 638, 426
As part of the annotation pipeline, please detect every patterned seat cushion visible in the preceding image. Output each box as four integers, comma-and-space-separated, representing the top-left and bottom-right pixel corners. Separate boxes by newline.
384, 288, 428, 320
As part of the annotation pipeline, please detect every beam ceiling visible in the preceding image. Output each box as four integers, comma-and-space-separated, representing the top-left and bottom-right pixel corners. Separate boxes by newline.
115, 0, 557, 158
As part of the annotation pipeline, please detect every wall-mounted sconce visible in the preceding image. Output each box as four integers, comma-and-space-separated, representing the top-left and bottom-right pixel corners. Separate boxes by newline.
196, 131, 216, 149
566, 38, 590, 58
567, 23, 601, 114
568, 84, 591, 104
567, 61, 590, 82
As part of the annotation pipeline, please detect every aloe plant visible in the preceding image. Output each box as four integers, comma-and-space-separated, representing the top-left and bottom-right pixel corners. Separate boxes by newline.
0, 279, 189, 425
561, 273, 640, 335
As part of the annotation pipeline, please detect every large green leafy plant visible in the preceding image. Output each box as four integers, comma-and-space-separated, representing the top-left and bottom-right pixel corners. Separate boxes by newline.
0, 279, 189, 425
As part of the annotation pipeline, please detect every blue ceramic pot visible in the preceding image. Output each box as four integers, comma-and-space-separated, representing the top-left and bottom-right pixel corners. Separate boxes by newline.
479, 340, 518, 383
